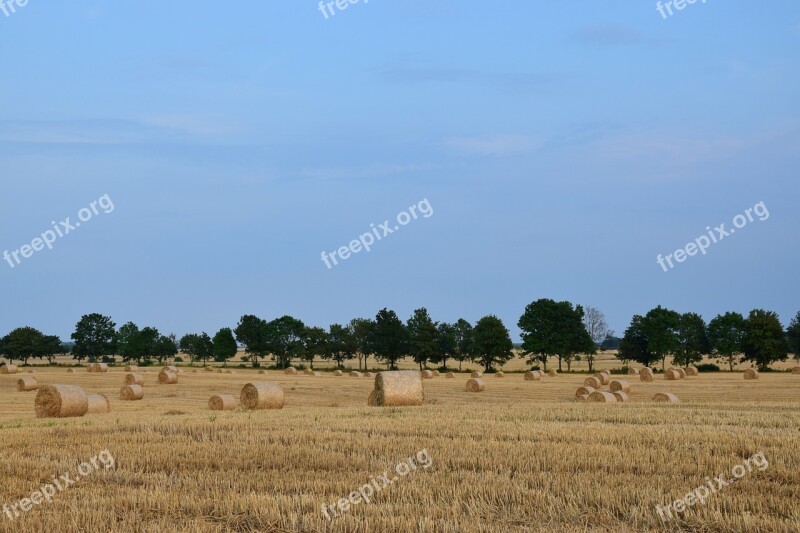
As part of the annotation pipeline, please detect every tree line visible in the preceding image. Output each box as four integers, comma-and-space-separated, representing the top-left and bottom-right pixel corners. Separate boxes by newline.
1, 302, 798, 371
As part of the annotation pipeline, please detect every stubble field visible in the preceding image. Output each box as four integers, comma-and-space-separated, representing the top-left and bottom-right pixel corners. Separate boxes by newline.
0, 361, 798, 532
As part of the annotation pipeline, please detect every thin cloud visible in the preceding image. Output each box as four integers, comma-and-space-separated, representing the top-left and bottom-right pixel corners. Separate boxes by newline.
444, 135, 541, 157
570, 25, 669, 47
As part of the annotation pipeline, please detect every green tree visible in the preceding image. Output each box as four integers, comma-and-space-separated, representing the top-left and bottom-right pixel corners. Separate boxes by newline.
71, 313, 116, 363
116, 322, 140, 362
433, 322, 456, 371
368, 309, 408, 370
349, 318, 373, 371
618, 315, 655, 367
674, 312, 710, 367
559, 305, 596, 372
212, 328, 237, 366
707, 312, 746, 371
266, 316, 306, 369
324, 323, 356, 368
2, 327, 46, 364
302, 326, 327, 369
153, 334, 178, 364
742, 309, 788, 370
39, 335, 64, 364
519, 299, 591, 371
472, 315, 514, 372
641, 306, 681, 370
179, 333, 201, 362
407, 308, 438, 370
452, 318, 474, 371
234, 315, 270, 368
787, 311, 800, 361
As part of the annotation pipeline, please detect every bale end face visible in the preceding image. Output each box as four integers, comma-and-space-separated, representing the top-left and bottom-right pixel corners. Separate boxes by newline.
158, 371, 178, 384
609, 380, 631, 393
575, 386, 595, 399
612, 391, 630, 402
35, 385, 89, 418
124, 373, 144, 386
120, 385, 144, 401
584, 376, 601, 388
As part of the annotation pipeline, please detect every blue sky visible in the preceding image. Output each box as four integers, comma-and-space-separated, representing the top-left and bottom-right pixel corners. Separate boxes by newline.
1, 1, 798, 341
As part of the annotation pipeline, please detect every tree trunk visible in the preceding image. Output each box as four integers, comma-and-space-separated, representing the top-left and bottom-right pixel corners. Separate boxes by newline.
558, 356, 562, 372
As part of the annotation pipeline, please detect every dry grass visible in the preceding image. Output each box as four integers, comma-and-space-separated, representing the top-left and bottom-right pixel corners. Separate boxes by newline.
0, 366, 798, 532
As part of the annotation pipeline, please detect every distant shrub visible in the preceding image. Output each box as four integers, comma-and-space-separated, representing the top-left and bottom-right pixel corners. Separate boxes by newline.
174, 356, 183, 363
696, 363, 721, 372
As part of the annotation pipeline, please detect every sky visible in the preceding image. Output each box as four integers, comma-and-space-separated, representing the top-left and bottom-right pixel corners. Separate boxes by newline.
1, 1, 798, 342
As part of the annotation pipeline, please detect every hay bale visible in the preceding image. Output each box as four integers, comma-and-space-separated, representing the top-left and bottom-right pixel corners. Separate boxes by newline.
363, 372, 374, 378
284, 367, 297, 375
547, 370, 558, 377
208, 394, 238, 411
584, 376, 601, 388
421, 370, 434, 379
191, 369, 198, 373
258, 370, 267, 374
593, 373, 610, 385
792, 367, 800, 374
664, 369, 681, 381
17, 376, 39, 392
204, 366, 214, 372
575, 386, 595, 399
471, 371, 482, 378
162, 365, 177, 374
640, 368, 654, 382
310, 371, 321, 377
303, 368, 313, 375
124, 373, 144, 386
216, 369, 223, 373
744, 369, 759, 380
445, 372, 455, 378
35, 385, 88, 418
125, 365, 138, 372
1, 364, 18, 374
66, 368, 75, 373
240, 382, 284, 410
333, 370, 343, 376
120, 384, 144, 401
675, 368, 687, 379
370, 371, 425, 407
92, 363, 109, 373
86, 365, 93, 373
600, 370, 610, 376
86, 393, 110, 414
628, 367, 638, 375
685, 366, 699, 376
225, 369, 234, 374
524, 371, 542, 381
588, 391, 617, 403
158, 371, 178, 384
653, 392, 680, 403
576, 394, 589, 401
26, 369, 34, 374
612, 391, 630, 403
609, 380, 631, 393
495, 371, 505, 378
350, 371, 362, 378
465, 378, 485, 392
432, 370, 440, 377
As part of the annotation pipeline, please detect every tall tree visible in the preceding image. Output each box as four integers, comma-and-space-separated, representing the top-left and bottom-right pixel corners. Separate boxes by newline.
787, 311, 800, 361
266, 316, 306, 369
674, 313, 710, 367
707, 312, 746, 371
349, 318, 373, 371
452, 318, 474, 371
518, 299, 561, 371
324, 323, 356, 368
472, 315, 514, 372
742, 309, 788, 370
560, 305, 596, 372
153, 334, 178, 364
618, 315, 655, 367
212, 328, 237, 366
369, 308, 408, 370
234, 315, 270, 368
302, 326, 327, 369
2, 327, 47, 364
39, 335, 64, 364
127, 327, 160, 363
116, 322, 140, 362
433, 322, 456, 371
582, 306, 611, 372
407, 308, 438, 370
71, 313, 116, 363
641, 306, 681, 370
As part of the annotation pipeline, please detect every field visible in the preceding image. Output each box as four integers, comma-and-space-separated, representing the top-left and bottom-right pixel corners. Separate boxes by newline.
1, 359, 799, 532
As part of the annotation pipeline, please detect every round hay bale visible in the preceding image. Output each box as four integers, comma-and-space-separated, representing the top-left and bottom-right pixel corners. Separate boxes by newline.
495, 371, 505, 378
593, 373, 610, 385
609, 380, 631, 393
465, 378, 485, 392
158, 371, 178, 384
216, 369, 223, 373
653, 392, 680, 403
664, 369, 681, 381
371, 371, 425, 407
675, 368, 687, 379
208, 394, 238, 411
333, 370, 343, 376
225, 369, 234, 374
600, 370, 610, 376
471, 371, 482, 378
125, 365, 138, 372
35, 385, 88, 418
588, 391, 617, 403
584, 376, 601, 388
303, 368, 314, 375
162, 365, 177, 374
86, 365, 93, 373
432, 370, 440, 377
350, 371, 362, 378
92, 363, 109, 373
120, 384, 144, 401
628, 367, 638, 375
685, 366, 699, 376
612, 391, 630, 403
547, 370, 558, 377
792, 367, 800, 374
524, 371, 541, 381
124, 373, 144, 386
191, 369, 198, 373
0, 364, 18, 375
744, 368, 759, 380
240, 382, 284, 410
17, 376, 39, 392
86, 393, 110, 414
445, 372, 455, 378
575, 386, 595, 399
66, 368, 75, 373
640, 368, 654, 382
258, 369, 267, 374
284, 367, 297, 375
204, 366, 214, 372
421, 370, 434, 379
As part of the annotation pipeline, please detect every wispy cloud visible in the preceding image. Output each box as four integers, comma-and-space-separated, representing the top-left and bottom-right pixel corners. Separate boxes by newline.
444, 135, 540, 157
293, 163, 434, 180
372, 65, 560, 91
570, 25, 669, 47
